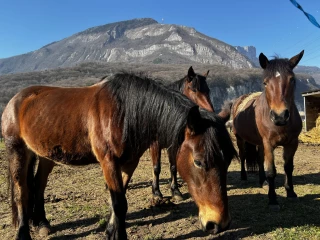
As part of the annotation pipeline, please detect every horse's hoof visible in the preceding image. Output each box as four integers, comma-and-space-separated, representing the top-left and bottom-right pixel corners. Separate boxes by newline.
261, 181, 269, 191
268, 204, 280, 211
286, 191, 298, 199
172, 194, 183, 202
16, 235, 32, 240
16, 226, 32, 240
149, 196, 163, 207
152, 194, 163, 201
39, 225, 51, 237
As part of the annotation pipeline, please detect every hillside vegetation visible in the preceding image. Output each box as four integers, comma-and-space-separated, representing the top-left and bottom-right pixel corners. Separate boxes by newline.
0, 62, 318, 136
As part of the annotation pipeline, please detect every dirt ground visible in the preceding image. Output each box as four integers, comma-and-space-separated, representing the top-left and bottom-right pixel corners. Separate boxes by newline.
0, 140, 320, 240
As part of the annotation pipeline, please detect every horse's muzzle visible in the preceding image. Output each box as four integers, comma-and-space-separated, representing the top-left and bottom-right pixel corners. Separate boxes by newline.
203, 220, 231, 234
270, 109, 290, 126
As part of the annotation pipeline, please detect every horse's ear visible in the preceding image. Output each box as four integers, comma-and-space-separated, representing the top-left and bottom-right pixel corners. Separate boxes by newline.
203, 70, 210, 78
187, 106, 201, 135
259, 53, 269, 69
289, 50, 304, 69
187, 66, 196, 82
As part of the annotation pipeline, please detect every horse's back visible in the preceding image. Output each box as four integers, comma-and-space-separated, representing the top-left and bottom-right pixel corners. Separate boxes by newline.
232, 94, 262, 145
2, 86, 55, 137
2, 84, 106, 164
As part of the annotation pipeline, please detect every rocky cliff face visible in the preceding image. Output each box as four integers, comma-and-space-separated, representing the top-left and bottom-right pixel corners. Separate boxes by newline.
0, 18, 255, 75
234, 46, 259, 67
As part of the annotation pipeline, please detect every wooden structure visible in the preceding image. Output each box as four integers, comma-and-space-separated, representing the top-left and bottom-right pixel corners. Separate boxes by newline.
302, 89, 320, 131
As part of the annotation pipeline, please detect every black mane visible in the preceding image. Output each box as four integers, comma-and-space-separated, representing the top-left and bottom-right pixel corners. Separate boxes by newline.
104, 72, 194, 155
199, 110, 237, 167
103, 72, 235, 165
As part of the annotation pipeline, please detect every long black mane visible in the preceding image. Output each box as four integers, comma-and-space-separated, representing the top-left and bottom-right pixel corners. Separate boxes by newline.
104, 72, 194, 156
166, 77, 186, 92
199, 109, 237, 167
102, 72, 235, 164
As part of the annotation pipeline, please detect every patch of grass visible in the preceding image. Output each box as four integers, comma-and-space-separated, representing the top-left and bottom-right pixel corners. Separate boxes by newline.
0, 141, 5, 151
98, 218, 106, 228
143, 234, 162, 240
272, 225, 320, 240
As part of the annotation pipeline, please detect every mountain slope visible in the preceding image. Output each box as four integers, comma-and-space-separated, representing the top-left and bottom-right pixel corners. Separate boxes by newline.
0, 62, 318, 118
0, 18, 254, 75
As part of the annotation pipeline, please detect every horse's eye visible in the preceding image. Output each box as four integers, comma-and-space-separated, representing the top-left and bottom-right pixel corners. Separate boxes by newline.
194, 160, 202, 168
263, 81, 267, 86
290, 77, 295, 82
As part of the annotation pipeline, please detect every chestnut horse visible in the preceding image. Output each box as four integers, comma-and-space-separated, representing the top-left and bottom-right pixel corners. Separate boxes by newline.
231, 50, 304, 209
2, 72, 237, 239
150, 66, 214, 201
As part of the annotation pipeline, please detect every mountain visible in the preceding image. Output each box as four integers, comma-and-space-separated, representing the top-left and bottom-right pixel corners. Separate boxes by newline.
234, 46, 259, 67
0, 18, 255, 75
234, 46, 320, 85
294, 65, 320, 85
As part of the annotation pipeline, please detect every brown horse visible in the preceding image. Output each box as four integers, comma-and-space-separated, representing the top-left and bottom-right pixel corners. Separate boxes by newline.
2, 72, 237, 239
231, 50, 304, 209
150, 66, 214, 201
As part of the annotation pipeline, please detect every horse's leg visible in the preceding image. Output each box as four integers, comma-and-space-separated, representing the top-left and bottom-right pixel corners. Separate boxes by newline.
262, 141, 279, 209
150, 141, 163, 200
121, 156, 140, 192
283, 140, 298, 199
236, 135, 247, 180
101, 152, 128, 240
8, 143, 35, 240
32, 157, 55, 237
168, 151, 183, 201
257, 145, 267, 187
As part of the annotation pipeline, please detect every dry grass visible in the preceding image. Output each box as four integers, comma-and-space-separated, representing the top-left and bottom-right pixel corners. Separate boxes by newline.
299, 116, 320, 144
0, 142, 320, 239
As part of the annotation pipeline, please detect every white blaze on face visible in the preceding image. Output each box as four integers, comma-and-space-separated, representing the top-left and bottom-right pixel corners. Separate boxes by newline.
275, 71, 281, 78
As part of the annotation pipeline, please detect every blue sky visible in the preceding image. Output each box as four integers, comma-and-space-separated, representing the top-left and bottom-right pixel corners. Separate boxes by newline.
1, 0, 320, 67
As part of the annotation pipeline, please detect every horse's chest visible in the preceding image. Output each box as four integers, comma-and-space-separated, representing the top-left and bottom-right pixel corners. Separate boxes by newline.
268, 131, 289, 145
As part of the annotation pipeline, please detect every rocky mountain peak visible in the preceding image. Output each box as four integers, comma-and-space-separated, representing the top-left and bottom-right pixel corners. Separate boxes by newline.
0, 18, 255, 75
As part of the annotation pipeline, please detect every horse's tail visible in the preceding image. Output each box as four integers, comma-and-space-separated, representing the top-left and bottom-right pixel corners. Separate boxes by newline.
27, 155, 37, 223
245, 142, 259, 172
8, 153, 37, 227
7, 162, 17, 227
218, 100, 234, 123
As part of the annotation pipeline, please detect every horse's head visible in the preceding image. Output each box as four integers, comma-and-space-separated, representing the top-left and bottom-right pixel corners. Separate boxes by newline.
259, 50, 304, 126
183, 66, 214, 112
177, 107, 236, 234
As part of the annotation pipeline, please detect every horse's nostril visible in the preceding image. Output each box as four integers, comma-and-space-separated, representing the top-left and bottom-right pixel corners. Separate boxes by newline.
283, 109, 290, 120
205, 221, 221, 234
205, 221, 215, 231
270, 110, 276, 119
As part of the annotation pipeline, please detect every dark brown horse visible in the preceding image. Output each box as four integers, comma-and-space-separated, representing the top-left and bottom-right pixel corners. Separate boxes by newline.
231, 50, 304, 209
168, 66, 214, 112
150, 66, 214, 201
2, 72, 237, 239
